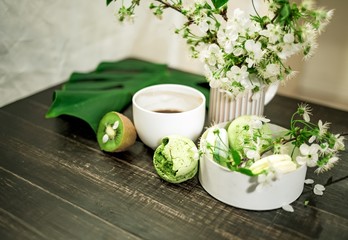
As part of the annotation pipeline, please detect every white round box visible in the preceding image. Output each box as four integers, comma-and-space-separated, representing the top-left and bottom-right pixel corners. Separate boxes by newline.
199, 123, 307, 210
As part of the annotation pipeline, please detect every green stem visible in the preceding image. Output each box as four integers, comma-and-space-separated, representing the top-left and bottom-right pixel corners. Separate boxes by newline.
155, 0, 186, 16
259, 136, 297, 156
252, 0, 261, 19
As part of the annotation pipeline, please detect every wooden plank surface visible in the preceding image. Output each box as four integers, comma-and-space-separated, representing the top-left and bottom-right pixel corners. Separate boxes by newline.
0, 168, 140, 240
0, 85, 347, 240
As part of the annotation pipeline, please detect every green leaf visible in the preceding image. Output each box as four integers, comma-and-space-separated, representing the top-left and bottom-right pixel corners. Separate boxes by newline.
96, 59, 167, 72
46, 90, 132, 132
279, 3, 290, 21
274, 0, 292, 25
64, 72, 160, 90
46, 58, 210, 133
213, 152, 223, 165
230, 148, 241, 165
211, 0, 229, 9
106, 0, 113, 6
237, 168, 255, 176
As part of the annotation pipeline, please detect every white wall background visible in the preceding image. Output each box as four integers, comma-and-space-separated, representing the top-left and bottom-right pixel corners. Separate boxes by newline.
277, 0, 348, 111
1, 0, 347, 111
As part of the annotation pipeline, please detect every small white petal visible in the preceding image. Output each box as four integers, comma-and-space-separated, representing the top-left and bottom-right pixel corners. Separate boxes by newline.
304, 179, 314, 184
296, 156, 307, 165
283, 33, 294, 43
313, 188, 323, 196
102, 134, 109, 143
113, 121, 120, 130
304, 115, 310, 122
309, 135, 316, 143
282, 204, 294, 212
314, 184, 326, 191
299, 144, 310, 155
191, 147, 199, 160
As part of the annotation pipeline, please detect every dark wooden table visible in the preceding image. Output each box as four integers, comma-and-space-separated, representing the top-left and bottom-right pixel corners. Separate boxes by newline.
1, 85, 347, 240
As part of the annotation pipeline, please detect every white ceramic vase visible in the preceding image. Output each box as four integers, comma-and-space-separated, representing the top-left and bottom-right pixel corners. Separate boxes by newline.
198, 122, 307, 211
208, 83, 279, 124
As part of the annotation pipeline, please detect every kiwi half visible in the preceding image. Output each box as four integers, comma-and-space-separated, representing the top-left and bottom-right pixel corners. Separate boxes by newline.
97, 112, 137, 152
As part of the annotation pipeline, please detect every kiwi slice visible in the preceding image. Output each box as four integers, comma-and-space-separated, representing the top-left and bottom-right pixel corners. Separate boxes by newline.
97, 112, 137, 152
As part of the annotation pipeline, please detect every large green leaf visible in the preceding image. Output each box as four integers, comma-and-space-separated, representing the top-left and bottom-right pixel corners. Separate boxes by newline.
106, 0, 113, 6
46, 59, 209, 133
211, 0, 229, 9
46, 90, 132, 131
96, 59, 167, 72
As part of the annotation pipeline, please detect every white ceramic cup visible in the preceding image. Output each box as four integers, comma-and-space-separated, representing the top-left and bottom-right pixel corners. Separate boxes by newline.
132, 84, 206, 149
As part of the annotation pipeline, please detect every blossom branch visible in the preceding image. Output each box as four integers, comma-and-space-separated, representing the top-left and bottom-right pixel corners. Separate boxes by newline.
109, 0, 334, 98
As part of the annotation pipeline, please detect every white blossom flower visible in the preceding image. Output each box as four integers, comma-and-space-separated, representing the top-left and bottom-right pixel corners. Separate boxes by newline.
333, 134, 345, 151
276, 32, 302, 60
318, 120, 330, 137
250, 116, 270, 130
318, 142, 329, 154
226, 65, 249, 82
246, 21, 262, 37
194, 0, 205, 6
315, 155, 339, 173
301, 0, 315, 10
232, 8, 245, 19
285, 70, 298, 81
245, 137, 264, 161
196, 14, 215, 33
264, 1, 278, 18
273, 143, 290, 155
264, 63, 281, 78
244, 39, 264, 67
301, 23, 318, 60
231, 8, 251, 32
200, 44, 224, 66
317, 9, 334, 33
298, 103, 312, 122
259, 24, 282, 44
283, 33, 295, 43
233, 47, 244, 56
296, 143, 320, 167
277, 42, 302, 60
217, 23, 240, 54
240, 78, 253, 89
198, 20, 210, 33
302, 23, 318, 43
209, 78, 222, 88
246, 149, 260, 160
112, 0, 333, 99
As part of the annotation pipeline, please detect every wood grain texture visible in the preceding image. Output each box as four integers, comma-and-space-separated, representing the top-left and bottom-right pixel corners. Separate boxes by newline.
0, 168, 140, 240
0, 84, 347, 240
